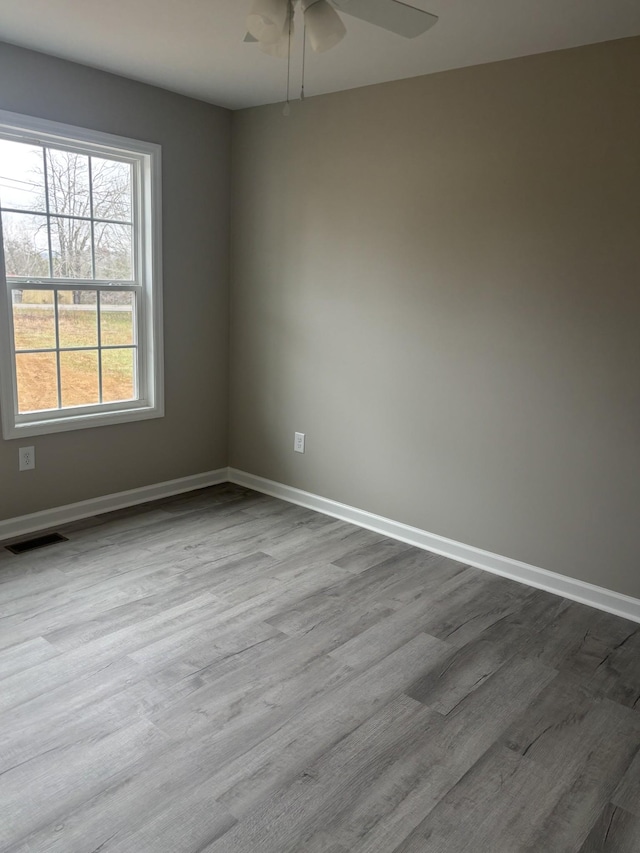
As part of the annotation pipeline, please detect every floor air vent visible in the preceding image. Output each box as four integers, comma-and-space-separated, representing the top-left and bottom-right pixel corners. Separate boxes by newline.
6, 532, 69, 554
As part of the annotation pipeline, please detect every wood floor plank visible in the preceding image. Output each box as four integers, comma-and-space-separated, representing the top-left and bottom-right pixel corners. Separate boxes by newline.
394, 716, 640, 853
502, 673, 640, 775
213, 643, 548, 844
327, 572, 483, 671
405, 634, 517, 714
0, 656, 149, 773
389, 745, 547, 853
267, 588, 402, 659
522, 601, 639, 678
201, 694, 434, 853
285, 549, 466, 630
9, 721, 267, 853
320, 664, 553, 851
0, 592, 220, 712
97, 781, 237, 853
419, 572, 536, 648
587, 626, 640, 709
197, 635, 449, 819
517, 707, 640, 852
0, 565, 70, 611
578, 803, 640, 853
475, 586, 571, 644
1, 564, 190, 644
128, 607, 282, 672
41, 582, 221, 651
613, 749, 640, 817
296, 834, 348, 853
263, 524, 387, 569
0, 635, 58, 681
9, 747, 224, 853
331, 537, 414, 573
0, 719, 170, 849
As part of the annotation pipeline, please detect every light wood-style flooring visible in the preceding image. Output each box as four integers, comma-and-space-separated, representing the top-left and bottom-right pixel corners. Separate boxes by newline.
1, 484, 639, 852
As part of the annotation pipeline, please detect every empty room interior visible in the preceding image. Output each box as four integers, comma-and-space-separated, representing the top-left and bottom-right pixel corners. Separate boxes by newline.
0, 1, 639, 850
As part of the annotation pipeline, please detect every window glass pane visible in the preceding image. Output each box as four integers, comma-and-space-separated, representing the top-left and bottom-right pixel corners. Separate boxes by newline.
92, 157, 132, 222
1, 211, 50, 277
12, 289, 56, 350
16, 351, 58, 412
102, 348, 136, 403
0, 140, 46, 212
60, 349, 99, 408
46, 149, 90, 218
58, 290, 97, 348
94, 222, 133, 280
100, 291, 134, 345
50, 217, 92, 279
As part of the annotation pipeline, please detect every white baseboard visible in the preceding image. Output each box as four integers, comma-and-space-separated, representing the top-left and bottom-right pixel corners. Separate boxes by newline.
3, 465, 638, 625
0, 468, 228, 542
228, 468, 640, 625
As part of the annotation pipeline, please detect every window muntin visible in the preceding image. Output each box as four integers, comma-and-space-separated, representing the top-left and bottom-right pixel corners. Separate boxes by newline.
0, 111, 163, 438
11, 288, 138, 414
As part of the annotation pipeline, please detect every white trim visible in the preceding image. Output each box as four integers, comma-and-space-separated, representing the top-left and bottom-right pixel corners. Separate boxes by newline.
0, 108, 161, 163
4, 402, 163, 439
0, 468, 227, 542
227, 469, 640, 625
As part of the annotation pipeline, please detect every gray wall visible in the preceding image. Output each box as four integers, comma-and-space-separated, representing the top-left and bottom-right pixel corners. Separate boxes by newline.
0, 42, 231, 520
230, 37, 640, 598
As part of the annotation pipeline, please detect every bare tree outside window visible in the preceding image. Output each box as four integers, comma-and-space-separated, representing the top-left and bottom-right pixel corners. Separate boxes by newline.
1, 217, 49, 280
1, 144, 133, 302
47, 151, 133, 293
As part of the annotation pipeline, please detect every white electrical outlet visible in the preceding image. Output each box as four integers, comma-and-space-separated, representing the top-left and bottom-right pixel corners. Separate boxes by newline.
19, 446, 35, 471
294, 432, 306, 454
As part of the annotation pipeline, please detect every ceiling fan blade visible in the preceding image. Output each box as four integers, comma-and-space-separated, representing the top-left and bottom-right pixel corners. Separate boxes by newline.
303, 0, 347, 53
330, 0, 438, 38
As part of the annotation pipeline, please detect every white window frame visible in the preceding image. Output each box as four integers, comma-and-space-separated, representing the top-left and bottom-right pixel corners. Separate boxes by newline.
0, 110, 164, 439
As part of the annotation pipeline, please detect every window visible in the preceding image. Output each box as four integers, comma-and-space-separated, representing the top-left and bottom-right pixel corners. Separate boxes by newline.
0, 110, 163, 438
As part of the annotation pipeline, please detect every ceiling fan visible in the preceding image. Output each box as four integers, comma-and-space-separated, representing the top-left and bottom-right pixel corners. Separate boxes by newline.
245, 0, 439, 58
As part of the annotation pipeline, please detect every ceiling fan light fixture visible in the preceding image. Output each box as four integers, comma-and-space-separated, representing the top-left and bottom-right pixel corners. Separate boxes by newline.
258, 29, 292, 58
257, 1, 293, 57
247, 0, 290, 45
302, 0, 347, 53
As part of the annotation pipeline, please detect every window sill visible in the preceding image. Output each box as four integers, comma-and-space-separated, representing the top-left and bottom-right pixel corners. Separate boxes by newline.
2, 403, 164, 439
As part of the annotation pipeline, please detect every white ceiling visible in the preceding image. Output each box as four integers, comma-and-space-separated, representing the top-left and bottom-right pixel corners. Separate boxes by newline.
0, 0, 639, 110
